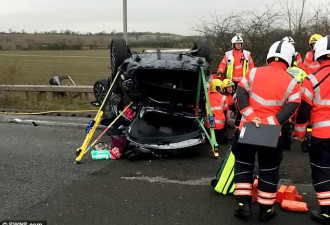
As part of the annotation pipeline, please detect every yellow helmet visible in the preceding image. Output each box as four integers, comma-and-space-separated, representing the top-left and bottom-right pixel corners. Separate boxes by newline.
221, 79, 235, 88
210, 79, 222, 93
309, 34, 323, 45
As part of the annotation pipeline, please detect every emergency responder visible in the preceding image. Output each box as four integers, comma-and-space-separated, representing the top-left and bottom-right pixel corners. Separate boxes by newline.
302, 34, 323, 74
232, 40, 301, 222
217, 35, 254, 89
294, 35, 330, 224
282, 36, 303, 68
281, 37, 307, 150
205, 79, 230, 144
222, 79, 235, 108
221, 78, 236, 139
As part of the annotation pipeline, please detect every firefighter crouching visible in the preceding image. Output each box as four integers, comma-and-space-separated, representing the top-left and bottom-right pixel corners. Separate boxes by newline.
294, 35, 330, 224
232, 40, 301, 222
205, 79, 230, 144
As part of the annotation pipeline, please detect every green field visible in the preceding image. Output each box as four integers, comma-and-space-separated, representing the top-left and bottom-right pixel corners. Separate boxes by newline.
0, 50, 111, 85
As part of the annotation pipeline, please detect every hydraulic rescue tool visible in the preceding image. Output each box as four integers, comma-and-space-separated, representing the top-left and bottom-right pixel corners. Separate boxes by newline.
75, 71, 120, 164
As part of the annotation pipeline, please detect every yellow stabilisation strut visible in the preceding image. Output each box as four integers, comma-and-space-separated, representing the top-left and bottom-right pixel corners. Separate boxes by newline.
75, 71, 120, 164
200, 67, 219, 157
83, 102, 133, 156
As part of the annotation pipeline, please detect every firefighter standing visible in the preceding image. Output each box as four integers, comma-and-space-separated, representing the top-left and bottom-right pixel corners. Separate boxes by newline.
282, 36, 303, 68
294, 35, 330, 224
217, 35, 255, 89
232, 40, 301, 222
302, 34, 323, 74
281, 37, 307, 150
205, 79, 229, 144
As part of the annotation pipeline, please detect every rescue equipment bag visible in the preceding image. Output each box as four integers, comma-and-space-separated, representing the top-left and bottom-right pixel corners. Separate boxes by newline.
211, 147, 235, 195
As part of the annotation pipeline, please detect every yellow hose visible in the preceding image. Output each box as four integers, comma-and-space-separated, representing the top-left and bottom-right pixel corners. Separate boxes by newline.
0, 109, 98, 115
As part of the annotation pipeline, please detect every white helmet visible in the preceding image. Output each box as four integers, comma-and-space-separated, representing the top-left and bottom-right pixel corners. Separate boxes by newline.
282, 36, 295, 45
314, 35, 330, 61
266, 40, 295, 66
231, 35, 243, 47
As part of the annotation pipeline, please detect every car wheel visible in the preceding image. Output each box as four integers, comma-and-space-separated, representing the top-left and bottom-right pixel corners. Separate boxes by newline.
110, 38, 129, 76
193, 38, 211, 63
93, 79, 108, 104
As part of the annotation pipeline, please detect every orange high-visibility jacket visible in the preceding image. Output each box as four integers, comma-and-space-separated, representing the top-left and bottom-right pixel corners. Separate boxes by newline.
294, 60, 330, 139
237, 61, 301, 130
296, 53, 303, 68
302, 50, 320, 74
205, 92, 228, 130
217, 49, 255, 82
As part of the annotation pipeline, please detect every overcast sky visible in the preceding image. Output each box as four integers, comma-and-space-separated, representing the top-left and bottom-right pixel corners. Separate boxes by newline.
0, 0, 328, 35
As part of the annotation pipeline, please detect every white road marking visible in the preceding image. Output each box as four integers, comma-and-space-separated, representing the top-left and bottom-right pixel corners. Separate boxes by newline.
121, 176, 213, 186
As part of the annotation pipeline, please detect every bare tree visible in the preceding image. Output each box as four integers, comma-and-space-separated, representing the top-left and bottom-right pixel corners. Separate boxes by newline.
280, 0, 308, 36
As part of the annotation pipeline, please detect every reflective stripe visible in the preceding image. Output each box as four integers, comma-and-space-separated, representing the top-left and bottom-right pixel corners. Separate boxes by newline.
235, 183, 253, 189
283, 78, 299, 102
319, 199, 330, 206
221, 95, 227, 108
302, 88, 314, 102
258, 190, 277, 198
242, 107, 254, 118
226, 50, 234, 80
304, 61, 321, 69
313, 98, 330, 105
214, 120, 225, 124
309, 75, 319, 87
308, 71, 330, 106
296, 58, 302, 64
267, 116, 276, 125
250, 78, 298, 106
235, 190, 252, 196
287, 92, 301, 102
249, 68, 257, 85
240, 78, 250, 92
211, 107, 223, 110
294, 126, 307, 132
312, 121, 330, 128
257, 197, 275, 205
307, 73, 315, 80
250, 93, 284, 106
234, 64, 243, 69
317, 191, 330, 199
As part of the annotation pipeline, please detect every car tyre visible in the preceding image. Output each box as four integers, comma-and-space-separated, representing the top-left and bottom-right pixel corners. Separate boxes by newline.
193, 38, 211, 63
93, 79, 109, 105
110, 38, 129, 76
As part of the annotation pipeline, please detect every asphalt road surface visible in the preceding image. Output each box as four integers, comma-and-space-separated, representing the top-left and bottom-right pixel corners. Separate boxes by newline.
0, 114, 321, 225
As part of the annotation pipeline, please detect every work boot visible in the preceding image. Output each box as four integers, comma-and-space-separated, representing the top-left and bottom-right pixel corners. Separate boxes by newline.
310, 210, 330, 224
259, 206, 275, 222
234, 202, 252, 219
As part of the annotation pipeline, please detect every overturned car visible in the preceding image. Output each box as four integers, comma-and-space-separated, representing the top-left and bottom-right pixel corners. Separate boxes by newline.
93, 38, 212, 152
